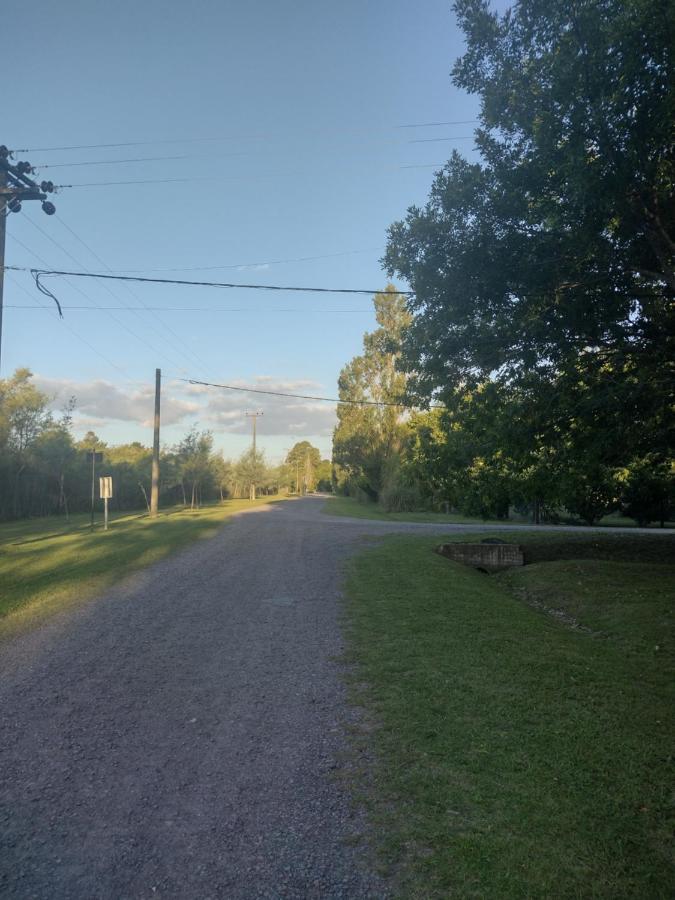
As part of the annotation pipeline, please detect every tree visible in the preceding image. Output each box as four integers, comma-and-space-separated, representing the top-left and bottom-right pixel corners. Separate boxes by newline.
234, 448, 268, 499
315, 459, 333, 492
0, 369, 55, 518
332, 285, 412, 500
175, 429, 216, 509
285, 442, 321, 492
384, 0, 674, 512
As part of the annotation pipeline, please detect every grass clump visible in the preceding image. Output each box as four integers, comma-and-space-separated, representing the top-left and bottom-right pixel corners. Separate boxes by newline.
344, 531, 675, 897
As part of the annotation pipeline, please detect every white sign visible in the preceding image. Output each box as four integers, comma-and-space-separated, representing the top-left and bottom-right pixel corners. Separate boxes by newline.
99, 476, 113, 499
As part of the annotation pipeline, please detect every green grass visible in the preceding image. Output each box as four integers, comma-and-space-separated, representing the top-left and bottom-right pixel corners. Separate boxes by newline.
343, 531, 675, 897
0, 498, 285, 634
323, 494, 527, 526
324, 495, 674, 529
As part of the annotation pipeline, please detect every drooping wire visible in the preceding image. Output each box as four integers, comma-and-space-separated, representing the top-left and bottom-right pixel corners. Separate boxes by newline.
5, 272, 128, 377
53, 213, 217, 380
16, 217, 190, 374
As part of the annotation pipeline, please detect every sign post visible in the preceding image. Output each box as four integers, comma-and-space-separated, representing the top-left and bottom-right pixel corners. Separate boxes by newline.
99, 476, 113, 531
87, 449, 103, 528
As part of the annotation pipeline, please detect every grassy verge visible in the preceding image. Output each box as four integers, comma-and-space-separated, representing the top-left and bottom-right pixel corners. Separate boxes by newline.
323, 495, 527, 526
344, 531, 675, 897
324, 495, 673, 529
0, 497, 285, 634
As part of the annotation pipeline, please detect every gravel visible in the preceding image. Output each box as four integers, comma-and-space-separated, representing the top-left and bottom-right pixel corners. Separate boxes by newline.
0, 498, 393, 899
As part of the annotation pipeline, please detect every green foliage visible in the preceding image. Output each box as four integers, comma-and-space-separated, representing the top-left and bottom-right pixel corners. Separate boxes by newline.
380, 0, 673, 523
0, 369, 282, 520
284, 441, 322, 492
332, 285, 411, 499
620, 456, 675, 526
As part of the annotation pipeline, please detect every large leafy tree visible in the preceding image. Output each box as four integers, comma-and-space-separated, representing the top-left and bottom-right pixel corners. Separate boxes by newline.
384, 0, 674, 470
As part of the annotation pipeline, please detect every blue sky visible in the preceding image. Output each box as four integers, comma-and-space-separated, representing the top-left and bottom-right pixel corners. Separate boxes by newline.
4, 0, 493, 461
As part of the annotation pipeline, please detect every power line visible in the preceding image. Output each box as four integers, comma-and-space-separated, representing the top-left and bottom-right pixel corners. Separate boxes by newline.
180, 377, 443, 409
16, 217, 192, 374
11, 267, 415, 297
5, 272, 128, 376
12, 121, 479, 154
409, 136, 477, 143
35, 155, 189, 169
110, 246, 384, 274
53, 213, 216, 379
7, 305, 374, 313
50, 156, 471, 189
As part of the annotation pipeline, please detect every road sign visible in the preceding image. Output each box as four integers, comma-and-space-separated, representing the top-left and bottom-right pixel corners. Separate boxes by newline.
99, 476, 113, 531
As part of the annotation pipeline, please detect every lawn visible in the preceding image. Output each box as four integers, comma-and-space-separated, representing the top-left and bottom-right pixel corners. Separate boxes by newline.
0, 498, 285, 634
324, 495, 673, 529
323, 495, 528, 526
343, 531, 675, 897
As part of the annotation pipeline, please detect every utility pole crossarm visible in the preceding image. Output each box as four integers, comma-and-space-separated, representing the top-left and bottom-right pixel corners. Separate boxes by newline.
0, 145, 58, 373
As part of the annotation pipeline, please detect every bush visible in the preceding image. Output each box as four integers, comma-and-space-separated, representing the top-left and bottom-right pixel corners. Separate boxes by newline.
380, 482, 422, 512
620, 458, 674, 526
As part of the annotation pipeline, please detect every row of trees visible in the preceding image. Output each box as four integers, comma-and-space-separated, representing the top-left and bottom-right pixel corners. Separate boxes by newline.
0, 369, 329, 521
334, 0, 673, 525
333, 285, 673, 525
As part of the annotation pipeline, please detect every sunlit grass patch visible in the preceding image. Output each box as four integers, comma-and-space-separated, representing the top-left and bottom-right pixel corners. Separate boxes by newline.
0, 498, 285, 633
344, 532, 675, 897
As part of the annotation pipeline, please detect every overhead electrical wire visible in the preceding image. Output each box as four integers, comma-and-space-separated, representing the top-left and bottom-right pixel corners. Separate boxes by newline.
5, 271, 128, 377
53, 213, 217, 379
180, 378, 444, 409
8, 267, 415, 297
35, 155, 189, 169
17, 216, 193, 374
110, 246, 384, 274
12, 121, 479, 154
8, 305, 374, 313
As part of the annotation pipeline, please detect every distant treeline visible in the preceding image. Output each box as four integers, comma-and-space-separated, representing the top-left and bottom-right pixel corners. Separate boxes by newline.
0, 369, 330, 521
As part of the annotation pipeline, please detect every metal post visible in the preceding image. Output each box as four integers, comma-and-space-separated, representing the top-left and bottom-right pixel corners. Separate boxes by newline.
90, 445, 96, 529
150, 368, 161, 517
104, 497, 109, 531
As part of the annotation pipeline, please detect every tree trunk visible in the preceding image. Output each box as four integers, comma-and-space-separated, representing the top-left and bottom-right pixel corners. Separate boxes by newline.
181, 481, 187, 507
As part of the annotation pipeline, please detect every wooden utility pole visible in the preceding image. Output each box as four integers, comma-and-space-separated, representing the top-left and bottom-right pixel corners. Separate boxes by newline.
150, 368, 161, 517
0, 145, 57, 372
245, 411, 263, 500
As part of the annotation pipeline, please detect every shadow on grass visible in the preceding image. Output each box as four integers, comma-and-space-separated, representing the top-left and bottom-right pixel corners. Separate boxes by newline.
0, 499, 285, 633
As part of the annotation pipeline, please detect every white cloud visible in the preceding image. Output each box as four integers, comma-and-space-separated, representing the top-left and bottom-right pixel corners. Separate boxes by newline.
34, 376, 199, 427
34, 374, 337, 439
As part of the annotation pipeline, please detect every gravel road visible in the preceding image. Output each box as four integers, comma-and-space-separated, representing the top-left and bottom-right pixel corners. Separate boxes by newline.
0, 496, 667, 898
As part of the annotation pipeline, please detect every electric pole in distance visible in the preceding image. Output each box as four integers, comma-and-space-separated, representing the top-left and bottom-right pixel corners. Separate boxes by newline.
0, 145, 57, 373
150, 368, 161, 517
244, 410, 263, 501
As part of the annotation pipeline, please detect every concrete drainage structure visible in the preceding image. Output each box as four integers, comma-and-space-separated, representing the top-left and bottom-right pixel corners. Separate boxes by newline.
436, 541, 524, 571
